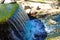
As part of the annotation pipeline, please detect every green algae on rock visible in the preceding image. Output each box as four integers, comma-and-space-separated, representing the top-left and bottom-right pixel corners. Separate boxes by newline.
0, 3, 19, 23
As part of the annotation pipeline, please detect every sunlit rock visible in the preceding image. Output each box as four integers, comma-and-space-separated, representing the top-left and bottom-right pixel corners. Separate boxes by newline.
48, 19, 57, 25
4, 0, 16, 3
25, 9, 31, 14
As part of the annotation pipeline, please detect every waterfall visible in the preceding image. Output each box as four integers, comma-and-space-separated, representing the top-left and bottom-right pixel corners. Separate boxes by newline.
0, 3, 47, 40
7, 4, 47, 40
8, 4, 29, 40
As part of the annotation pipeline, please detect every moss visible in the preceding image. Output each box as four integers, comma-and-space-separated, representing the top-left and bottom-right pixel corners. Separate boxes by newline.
46, 36, 60, 40
39, 11, 44, 13
0, 3, 19, 23
39, 11, 44, 15
30, 0, 45, 2
37, 0, 45, 2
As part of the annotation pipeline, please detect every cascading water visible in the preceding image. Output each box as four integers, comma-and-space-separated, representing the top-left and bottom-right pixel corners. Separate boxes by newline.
7, 4, 30, 40
0, 3, 47, 40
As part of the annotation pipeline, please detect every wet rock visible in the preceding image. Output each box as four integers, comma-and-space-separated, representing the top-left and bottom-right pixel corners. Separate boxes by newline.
48, 19, 57, 25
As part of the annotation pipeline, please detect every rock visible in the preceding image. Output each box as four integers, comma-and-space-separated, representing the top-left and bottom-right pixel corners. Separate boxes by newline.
25, 9, 31, 14
4, 0, 15, 3
0, 0, 4, 3
37, 6, 41, 10
25, 6, 31, 9
48, 19, 57, 25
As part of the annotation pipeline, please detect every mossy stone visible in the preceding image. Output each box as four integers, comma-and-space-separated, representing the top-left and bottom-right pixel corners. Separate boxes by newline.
0, 3, 19, 23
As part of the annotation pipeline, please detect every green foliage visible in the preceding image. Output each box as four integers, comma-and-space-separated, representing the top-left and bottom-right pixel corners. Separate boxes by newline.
0, 3, 19, 23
